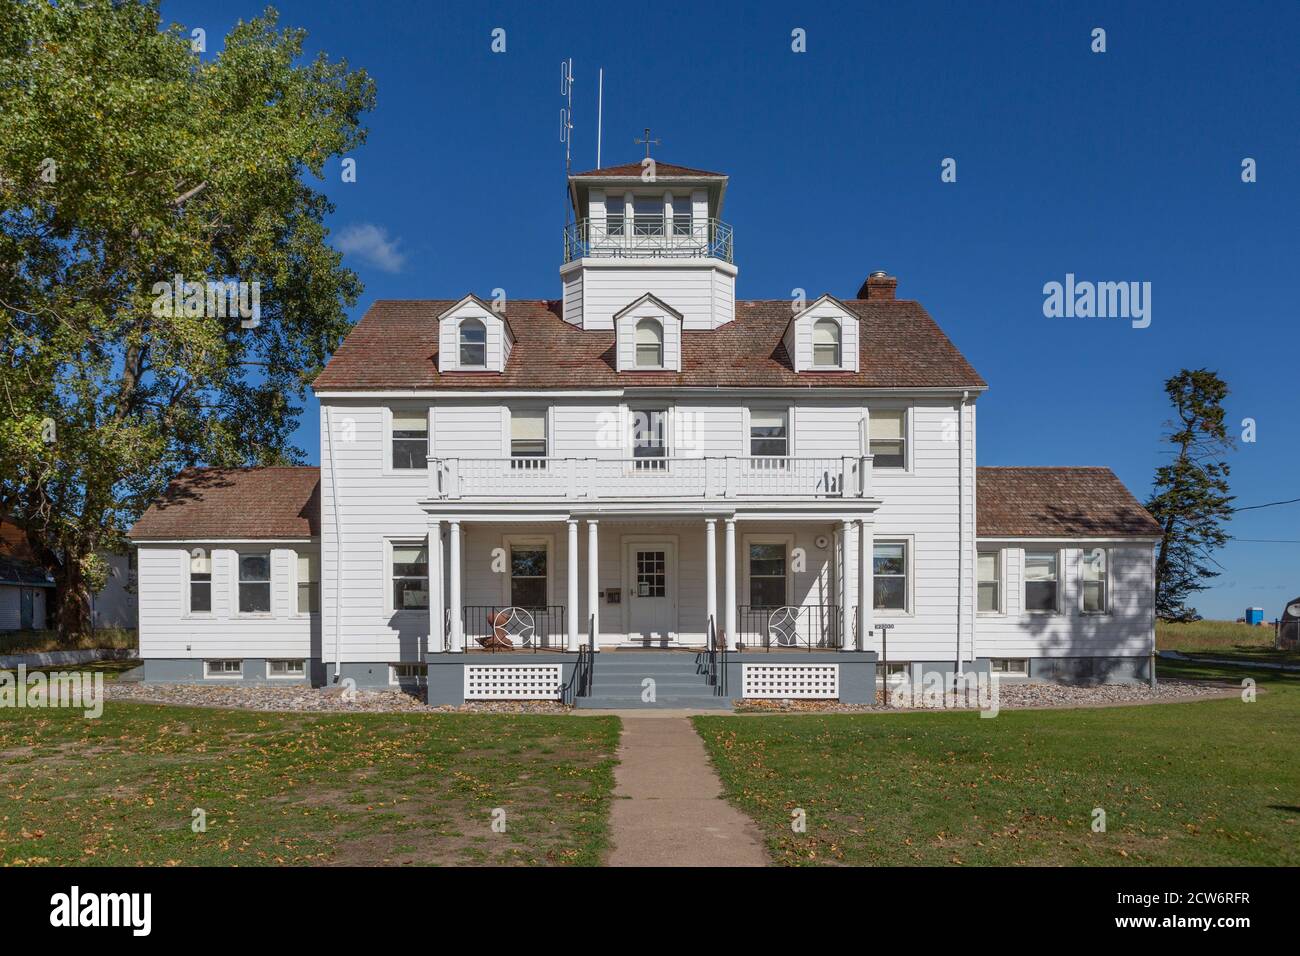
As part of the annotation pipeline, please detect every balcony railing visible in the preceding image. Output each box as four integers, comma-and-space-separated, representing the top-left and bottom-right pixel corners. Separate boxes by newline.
430, 455, 870, 500
563, 217, 734, 263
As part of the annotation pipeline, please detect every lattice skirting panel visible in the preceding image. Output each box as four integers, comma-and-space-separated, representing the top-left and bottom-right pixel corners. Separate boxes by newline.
742, 663, 840, 699
464, 663, 564, 700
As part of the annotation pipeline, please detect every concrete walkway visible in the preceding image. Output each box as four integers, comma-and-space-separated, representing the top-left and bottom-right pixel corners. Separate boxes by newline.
607, 716, 767, 867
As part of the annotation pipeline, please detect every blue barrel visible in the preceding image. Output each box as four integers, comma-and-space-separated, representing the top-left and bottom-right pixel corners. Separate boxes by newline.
1246, 607, 1264, 625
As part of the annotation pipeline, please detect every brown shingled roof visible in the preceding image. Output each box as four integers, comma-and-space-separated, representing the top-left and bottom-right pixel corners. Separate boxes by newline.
570, 161, 727, 178
128, 467, 320, 541
977, 467, 1160, 538
312, 299, 986, 391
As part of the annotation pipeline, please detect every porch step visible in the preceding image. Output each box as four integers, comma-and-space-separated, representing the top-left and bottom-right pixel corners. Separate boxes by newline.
575, 694, 732, 710
579, 649, 724, 707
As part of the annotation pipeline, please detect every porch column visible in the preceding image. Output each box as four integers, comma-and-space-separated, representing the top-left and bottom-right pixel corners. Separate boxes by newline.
724, 518, 737, 650
566, 519, 580, 651
704, 519, 718, 641
858, 519, 873, 652
840, 520, 853, 651
428, 519, 444, 654
586, 519, 600, 651
448, 520, 463, 652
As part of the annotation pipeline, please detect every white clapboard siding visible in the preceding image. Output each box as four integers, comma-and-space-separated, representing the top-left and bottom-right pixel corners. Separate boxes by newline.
136, 545, 316, 659
577, 262, 736, 331
973, 543, 1155, 658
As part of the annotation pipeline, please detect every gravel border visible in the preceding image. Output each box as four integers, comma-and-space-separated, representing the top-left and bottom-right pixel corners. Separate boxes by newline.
103, 676, 1241, 716
734, 677, 1240, 714
104, 682, 571, 714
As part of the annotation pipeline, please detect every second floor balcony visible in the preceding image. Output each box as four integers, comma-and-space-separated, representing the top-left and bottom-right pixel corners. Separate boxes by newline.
562, 216, 734, 263
430, 455, 871, 501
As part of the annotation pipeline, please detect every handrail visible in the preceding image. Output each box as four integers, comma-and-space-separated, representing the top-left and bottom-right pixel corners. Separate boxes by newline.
563, 217, 734, 263
705, 614, 718, 690
560, 643, 593, 704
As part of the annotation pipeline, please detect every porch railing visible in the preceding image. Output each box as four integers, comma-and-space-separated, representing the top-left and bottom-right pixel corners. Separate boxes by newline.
431, 455, 870, 500
460, 605, 567, 652
736, 604, 843, 651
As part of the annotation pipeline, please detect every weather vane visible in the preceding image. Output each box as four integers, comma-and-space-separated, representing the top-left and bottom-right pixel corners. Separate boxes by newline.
634, 127, 661, 159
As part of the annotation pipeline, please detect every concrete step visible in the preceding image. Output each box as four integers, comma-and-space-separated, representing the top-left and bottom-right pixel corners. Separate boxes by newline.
575, 695, 732, 710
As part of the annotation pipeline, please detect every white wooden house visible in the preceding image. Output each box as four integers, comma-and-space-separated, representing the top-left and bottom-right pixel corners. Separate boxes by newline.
129, 160, 1161, 704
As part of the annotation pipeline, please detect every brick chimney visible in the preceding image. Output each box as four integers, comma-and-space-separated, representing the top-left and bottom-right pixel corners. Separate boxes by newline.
857, 271, 897, 300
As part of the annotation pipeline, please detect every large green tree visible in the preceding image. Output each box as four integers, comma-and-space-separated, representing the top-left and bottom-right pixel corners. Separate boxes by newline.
1145, 369, 1236, 622
0, 1, 374, 636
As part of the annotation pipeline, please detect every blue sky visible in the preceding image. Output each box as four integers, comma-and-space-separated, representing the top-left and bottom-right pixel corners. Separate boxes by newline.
162, 0, 1300, 622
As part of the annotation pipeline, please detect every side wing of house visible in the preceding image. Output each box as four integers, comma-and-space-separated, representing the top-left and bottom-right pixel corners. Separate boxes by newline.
127, 468, 323, 684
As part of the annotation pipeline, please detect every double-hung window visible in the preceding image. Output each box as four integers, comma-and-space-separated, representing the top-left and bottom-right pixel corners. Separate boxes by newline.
977, 550, 1001, 612
189, 551, 212, 613
238, 553, 271, 614
509, 545, 548, 607
392, 413, 428, 470
296, 552, 319, 614
458, 318, 486, 367
812, 319, 841, 367
671, 196, 692, 235
869, 411, 906, 469
392, 544, 429, 611
873, 542, 907, 610
510, 409, 547, 468
1081, 548, 1109, 613
633, 196, 664, 237
748, 543, 787, 607
635, 319, 664, 368
1024, 550, 1059, 612
749, 410, 788, 458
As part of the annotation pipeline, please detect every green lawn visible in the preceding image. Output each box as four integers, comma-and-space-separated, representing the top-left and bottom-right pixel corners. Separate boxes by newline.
695, 663, 1300, 866
1157, 619, 1297, 663
0, 702, 619, 866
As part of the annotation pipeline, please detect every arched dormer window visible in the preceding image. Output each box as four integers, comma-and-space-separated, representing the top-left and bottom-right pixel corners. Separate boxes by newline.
458, 318, 486, 367
812, 318, 841, 367
635, 318, 664, 368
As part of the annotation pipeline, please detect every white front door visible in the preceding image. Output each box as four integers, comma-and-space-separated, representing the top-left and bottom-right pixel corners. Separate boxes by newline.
625, 540, 676, 642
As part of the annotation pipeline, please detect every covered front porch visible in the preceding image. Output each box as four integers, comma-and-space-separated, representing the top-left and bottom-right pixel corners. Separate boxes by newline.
419, 507, 882, 656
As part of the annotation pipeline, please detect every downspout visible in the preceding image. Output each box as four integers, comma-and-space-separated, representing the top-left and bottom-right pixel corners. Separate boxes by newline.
323, 405, 344, 683
956, 390, 969, 680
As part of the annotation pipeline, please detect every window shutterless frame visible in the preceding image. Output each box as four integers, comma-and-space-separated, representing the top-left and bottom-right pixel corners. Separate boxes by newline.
188, 550, 212, 614
237, 552, 271, 614
1023, 549, 1060, 613
1080, 547, 1109, 614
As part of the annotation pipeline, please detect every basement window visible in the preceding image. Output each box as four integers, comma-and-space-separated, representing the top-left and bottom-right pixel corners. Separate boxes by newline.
990, 658, 1028, 675
205, 659, 243, 679
392, 663, 427, 685
267, 659, 305, 679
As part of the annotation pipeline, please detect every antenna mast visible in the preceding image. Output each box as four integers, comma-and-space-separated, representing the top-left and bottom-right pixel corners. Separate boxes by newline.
596, 67, 604, 169
560, 58, 575, 227
560, 57, 574, 173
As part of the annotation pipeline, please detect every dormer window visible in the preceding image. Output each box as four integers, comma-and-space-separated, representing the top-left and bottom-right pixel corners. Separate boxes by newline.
813, 319, 841, 367
458, 318, 486, 367
635, 319, 664, 368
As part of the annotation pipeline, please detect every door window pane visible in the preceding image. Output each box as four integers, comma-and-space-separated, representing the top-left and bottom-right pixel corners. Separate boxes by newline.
636, 550, 666, 598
